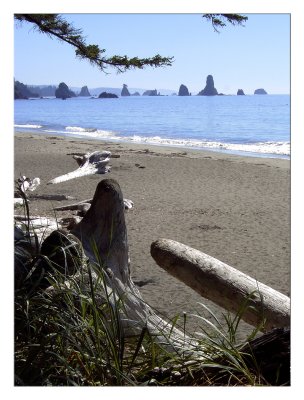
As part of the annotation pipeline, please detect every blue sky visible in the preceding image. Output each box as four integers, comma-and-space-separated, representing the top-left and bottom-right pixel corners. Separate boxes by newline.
14, 13, 290, 95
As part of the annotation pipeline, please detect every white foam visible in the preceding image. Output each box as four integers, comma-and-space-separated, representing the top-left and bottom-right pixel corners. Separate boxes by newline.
65, 127, 116, 138
65, 129, 290, 156
17, 122, 290, 157
220, 141, 290, 156
14, 124, 42, 129
119, 135, 290, 156
65, 126, 97, 133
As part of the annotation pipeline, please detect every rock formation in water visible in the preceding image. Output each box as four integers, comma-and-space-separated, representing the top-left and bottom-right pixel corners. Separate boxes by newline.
131, 92, 141, 96
55, 82, 76, 99
198, 75, 218, 96
14, 80, 39, 99
237, 89, 245, 95
78, 86, 91, 97
142, 89, 159, 96
121, 84, 131, 96
254, 88, 268, 95
98, 92, 118, 98
178, 84, 190, 96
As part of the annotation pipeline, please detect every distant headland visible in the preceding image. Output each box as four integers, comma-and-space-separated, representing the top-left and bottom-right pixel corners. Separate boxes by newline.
14, 76, 270, 99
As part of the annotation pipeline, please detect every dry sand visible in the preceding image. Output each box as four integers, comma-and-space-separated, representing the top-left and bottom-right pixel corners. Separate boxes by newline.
14, 132, 290, 335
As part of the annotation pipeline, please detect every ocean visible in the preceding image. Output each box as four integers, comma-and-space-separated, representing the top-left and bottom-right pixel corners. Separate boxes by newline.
14, 94, 290, 159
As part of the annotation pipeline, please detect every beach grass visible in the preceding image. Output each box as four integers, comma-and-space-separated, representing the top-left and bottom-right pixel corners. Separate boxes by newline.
15, 263, 267, 386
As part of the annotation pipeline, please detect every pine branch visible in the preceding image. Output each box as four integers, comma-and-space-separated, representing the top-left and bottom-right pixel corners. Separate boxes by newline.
14, 14, 174, 73
15, 14, 247, 71
203, 14, 248, 33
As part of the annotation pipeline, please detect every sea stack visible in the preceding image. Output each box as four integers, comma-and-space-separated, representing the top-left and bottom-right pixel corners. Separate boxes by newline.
198, 75, 218, 96
254, 88, 268, 95
142, 89, 159, 96
78, 86, 91, 97
98, 92, 118, 98
178, 84, 190, 96
55, 82, 76, 99
121, 84, 131, 96
237, 89, 245, 95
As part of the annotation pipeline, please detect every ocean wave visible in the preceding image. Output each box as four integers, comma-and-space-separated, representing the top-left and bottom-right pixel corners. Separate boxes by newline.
63, 128, 290, 156
15, 122, 290, 157
216, 141, 290, 156
65, 127, 116, 138
15, 124, 42, 129
65, 126, 97, 133
122, 135, 290, 156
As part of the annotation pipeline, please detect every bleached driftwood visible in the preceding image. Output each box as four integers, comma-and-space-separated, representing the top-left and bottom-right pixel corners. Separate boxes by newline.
15, 215, 61, 241
150, 239, 290, 332
70, 179, 197, 354
123, 198, 134, 210
59, 216, 83, 230
54, 202, 92, 216
14, 198, 26, 205
47, 151, 111, 184
15, 215, 49, 221
17, 176, 41, 193
53, 199, 93, 210
15, 214, 82, 237
30, 194, 75, 201
53, 197, 134, 212
67, 151, 120, 158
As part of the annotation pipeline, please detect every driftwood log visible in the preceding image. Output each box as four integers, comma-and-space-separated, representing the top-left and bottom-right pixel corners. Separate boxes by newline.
15, 215, 62, 241
14, 215, 83, 241
67, 151, 120, 158
14, 198, 25, 205
29, 194, 75, 201
53, 199, 93, 210
151, 239, 290, 332
53, 197, 134, 213
47, 151, 111, 184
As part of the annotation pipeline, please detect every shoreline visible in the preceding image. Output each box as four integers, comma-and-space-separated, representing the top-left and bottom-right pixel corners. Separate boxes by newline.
14, 126, 290, 160
14, 130, 290, 164
14, 131, 290, 335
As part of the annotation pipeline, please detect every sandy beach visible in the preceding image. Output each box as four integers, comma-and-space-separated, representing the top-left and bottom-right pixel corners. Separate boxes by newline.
14, 132, 290, 335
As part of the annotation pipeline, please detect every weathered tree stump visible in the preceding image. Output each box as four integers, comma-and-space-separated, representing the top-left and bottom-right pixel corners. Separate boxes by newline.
70, 179, 197, 354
